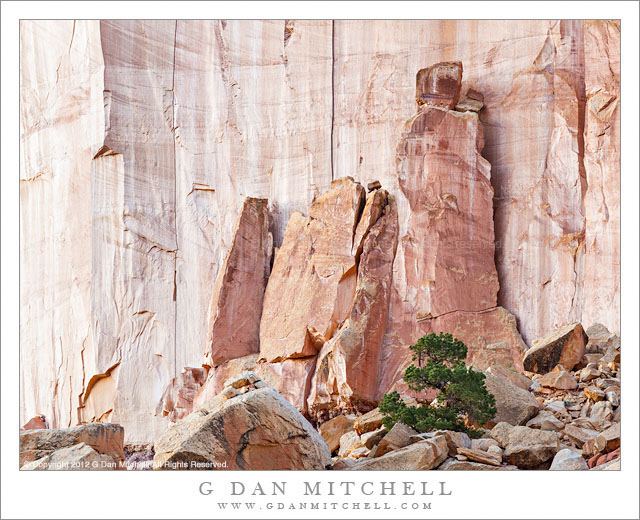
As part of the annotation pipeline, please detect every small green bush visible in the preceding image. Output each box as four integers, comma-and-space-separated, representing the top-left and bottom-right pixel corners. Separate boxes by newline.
379, 332, 496, 438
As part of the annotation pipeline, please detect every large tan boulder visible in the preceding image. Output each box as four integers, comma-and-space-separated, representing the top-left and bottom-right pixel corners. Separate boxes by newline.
522, 323, 587, 373
204, 198, 272, 367
318, 415, 355, 454
483, 372, 542, 426
259, 178, 365, 362
490, 423, 559, 469
21, 443, 118, 471
348, 436, 448, 471
19, 423, 125, 467
534, 368, 578, 390
153, 375, 330, 470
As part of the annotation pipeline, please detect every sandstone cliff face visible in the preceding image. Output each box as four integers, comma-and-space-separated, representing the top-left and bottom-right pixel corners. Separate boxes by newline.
20, 20, 619, 441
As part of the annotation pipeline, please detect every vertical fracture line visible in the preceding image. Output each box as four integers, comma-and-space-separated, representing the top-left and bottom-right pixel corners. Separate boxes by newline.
172, 19, 178, 379
330, 20, 335, 181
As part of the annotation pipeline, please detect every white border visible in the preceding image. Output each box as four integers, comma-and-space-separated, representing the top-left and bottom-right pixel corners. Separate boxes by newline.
2, 2, 638, 519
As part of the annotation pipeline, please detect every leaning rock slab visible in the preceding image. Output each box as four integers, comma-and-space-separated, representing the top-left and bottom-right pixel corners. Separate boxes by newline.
308, 193, 398, 415
523, 323, 587, 373
20, 423, 125, 467
259, 178, 365, 362
205, 198, 272, 367
153, 378, 330, 470
348, 437, 448, 471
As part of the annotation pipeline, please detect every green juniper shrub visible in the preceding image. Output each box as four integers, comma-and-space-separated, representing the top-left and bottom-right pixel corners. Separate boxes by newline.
379, 332, 496, 439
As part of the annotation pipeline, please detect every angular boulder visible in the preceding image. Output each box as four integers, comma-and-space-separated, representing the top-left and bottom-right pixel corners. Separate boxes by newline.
443, 431, 472, 456
522, 323, 587, 373
593, 423, 620, 454
416, 61, 463, 109
20, 423, 125, 467
534, 368, 578, 390
338, 431, 364, 458
564, 424, 600, 448
526, 410, 565, 431
354, 408, 384, 435
585, 323, 620, 353
483, 372, 541, 426
549, 449, 588, 470
503, 428, 560, 469
153, 375, 330, 470
21, 443, 119, 471
589, 401, 613, 428
584, 386, 605, 402
205, 197, 272, 367
319, 415, 355, 454
361, 427, 387, 449
348, 436, 448, 471
490, 422, 559, 469
374, 422, 417, 457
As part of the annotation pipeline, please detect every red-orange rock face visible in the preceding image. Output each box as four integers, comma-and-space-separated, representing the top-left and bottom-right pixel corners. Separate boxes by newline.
259, 178, 365, 362
308, 192, 399, 417
205, 197, 272, 367
397, 107, 498, 319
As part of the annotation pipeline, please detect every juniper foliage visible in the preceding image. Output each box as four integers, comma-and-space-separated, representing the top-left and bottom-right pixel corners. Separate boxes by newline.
379, 333, 496, 438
